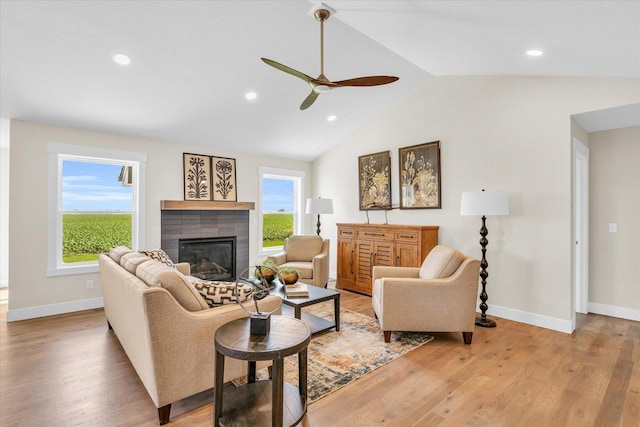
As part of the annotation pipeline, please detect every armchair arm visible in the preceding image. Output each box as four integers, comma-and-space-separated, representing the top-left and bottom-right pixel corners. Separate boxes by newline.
267, 252, 287, 265
312, 252, 329, 287
174, 262, 191, 276
372, 266, 420, 281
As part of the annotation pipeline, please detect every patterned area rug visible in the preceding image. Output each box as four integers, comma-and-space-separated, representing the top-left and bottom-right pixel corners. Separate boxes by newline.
233, 302, 433, 403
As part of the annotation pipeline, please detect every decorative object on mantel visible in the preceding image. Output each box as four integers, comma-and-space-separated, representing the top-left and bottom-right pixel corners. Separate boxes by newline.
306, 197, 334, 235
358, 150, 391, 211
235, 265, 282, 335
460, 189, 509, 328
183, 153, 212, 201
211, 156, 237, 202
399, 141, 441, 209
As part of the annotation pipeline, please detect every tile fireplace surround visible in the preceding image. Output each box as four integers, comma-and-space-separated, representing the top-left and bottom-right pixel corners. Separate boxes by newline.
160, 207, 250, 279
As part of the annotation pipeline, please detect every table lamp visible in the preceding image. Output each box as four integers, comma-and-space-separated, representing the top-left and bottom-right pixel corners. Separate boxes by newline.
460, 190, 509, 328
306, 197, 334, 235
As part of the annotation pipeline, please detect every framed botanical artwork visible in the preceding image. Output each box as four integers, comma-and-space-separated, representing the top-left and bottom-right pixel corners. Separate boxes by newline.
183, 153, 211, 201
399, 141, 441, 209
211, 156, 237, 201
358, 150, 391, 210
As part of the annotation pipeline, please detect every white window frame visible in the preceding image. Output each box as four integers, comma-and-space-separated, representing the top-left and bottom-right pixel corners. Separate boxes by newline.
258, 166, 305, 256
47, 143, 146, 276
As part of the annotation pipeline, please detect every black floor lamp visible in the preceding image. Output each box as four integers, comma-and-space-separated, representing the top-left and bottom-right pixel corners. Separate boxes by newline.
460, 190, 509, 328
305, 197, 334, 236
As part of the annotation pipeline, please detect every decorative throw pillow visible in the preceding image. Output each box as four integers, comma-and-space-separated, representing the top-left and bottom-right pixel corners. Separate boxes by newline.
192, 280, 253, 308
139, 249, 174, 268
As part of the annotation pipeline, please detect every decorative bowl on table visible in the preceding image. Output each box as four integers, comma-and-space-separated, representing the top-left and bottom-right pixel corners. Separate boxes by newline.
278, 268, 299, 285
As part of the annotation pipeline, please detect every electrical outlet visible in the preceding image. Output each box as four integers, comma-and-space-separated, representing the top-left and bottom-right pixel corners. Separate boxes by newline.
609, 223, 617, 233
86, 280, 94, 290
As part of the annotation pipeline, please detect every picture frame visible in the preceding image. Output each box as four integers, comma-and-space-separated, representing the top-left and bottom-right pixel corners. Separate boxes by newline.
398, 141, 441, 209
358, 150, 391, 210
211, 156, 237, 201
183, 153, 212, 201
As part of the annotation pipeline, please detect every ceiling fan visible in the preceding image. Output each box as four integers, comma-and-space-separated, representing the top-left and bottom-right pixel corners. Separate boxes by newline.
261, 7, 399, 110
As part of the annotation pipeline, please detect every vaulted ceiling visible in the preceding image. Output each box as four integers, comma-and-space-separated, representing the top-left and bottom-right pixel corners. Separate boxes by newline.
1, 1, 639, 160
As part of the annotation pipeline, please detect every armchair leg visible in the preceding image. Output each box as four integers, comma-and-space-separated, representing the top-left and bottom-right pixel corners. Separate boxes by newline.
462, 332, 473, 345
158, 404, 171, 425
383, 331, 391, 343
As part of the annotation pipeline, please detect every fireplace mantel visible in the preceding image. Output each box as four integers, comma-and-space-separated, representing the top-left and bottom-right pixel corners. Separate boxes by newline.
160, 200, 255, 211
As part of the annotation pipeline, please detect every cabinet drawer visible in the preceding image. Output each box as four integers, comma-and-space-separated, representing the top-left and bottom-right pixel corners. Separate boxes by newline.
339, 228, 356, 238
356, 230, 394, 240
395, 231, 418, 243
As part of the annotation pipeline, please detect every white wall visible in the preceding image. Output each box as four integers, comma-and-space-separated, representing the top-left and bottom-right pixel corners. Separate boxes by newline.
312, 76, 640, 332
7, 120, 312, 320
588, 126, 640, 318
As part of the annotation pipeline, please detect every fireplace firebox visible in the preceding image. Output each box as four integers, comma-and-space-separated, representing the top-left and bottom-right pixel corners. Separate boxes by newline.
179, 237, 236, 281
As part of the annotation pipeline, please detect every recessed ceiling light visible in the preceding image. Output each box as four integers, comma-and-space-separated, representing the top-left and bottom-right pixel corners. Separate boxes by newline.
526, 49, 544, 57
245, 91, 257, 101
327, 115, 337, 122
112, 53, 131, 66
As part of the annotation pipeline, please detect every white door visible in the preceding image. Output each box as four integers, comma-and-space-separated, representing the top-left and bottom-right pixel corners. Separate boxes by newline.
573, 138, 590, 315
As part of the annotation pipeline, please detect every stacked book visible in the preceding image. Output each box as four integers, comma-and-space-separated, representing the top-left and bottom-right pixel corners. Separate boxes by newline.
284, 283, 309, 297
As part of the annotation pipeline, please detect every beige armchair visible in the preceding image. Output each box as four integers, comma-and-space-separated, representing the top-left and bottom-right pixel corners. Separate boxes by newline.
267, 235, 330, 287
372, 245, 480, 344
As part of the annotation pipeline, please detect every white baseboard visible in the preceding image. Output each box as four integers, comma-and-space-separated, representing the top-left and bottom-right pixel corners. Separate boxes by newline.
588, 302, 640, 322
6, 297, 104, 322
486, 304, 574, 334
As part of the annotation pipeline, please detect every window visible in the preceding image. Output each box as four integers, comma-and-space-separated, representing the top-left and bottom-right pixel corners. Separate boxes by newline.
258, 167, 304, 254
47, 143, 146, 276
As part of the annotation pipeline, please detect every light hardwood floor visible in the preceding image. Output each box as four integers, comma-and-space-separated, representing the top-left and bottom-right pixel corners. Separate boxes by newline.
1, 291, 638, 426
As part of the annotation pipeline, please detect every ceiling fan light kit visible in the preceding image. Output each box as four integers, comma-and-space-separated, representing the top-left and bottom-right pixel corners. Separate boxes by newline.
261, 5, 399, 110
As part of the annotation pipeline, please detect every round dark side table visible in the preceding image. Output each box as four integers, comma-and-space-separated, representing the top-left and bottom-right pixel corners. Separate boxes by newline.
214, 315, 311, 427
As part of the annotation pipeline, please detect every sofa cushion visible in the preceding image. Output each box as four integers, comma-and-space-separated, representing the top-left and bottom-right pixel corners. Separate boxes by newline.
120, 252, 152, 274
139, 249, 174, 268
285, 236, 324, 262
136, 260, 208, 311
191, 280, 253, 308
109, 246, 132, 263
419, 245, 466, 279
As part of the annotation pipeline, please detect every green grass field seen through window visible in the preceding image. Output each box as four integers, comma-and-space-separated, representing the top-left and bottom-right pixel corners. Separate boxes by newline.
62, 213, 132, 263
263, 213, 293, 247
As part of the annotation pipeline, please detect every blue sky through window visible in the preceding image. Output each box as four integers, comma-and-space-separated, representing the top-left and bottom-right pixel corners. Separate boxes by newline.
62, 160, 133, 211
263, 178, 294, 213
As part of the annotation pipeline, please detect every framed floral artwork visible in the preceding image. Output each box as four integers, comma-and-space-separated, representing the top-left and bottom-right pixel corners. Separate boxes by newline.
183, 153, 211, 201
399, 141, 441, 209
211, 156, 237, 201
358, 150, 391, 210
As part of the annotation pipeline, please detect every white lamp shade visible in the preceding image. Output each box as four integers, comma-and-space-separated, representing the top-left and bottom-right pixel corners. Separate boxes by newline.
460, 191, 509, 216
306, 198, 334, 215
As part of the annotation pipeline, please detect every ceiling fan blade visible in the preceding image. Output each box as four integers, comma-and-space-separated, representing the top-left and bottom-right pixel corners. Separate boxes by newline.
332, 76, 399, 87
261, 58, 313, 83
300, 91, 320, 110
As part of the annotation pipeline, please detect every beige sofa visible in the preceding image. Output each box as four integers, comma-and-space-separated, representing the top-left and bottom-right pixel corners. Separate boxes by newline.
99, 248, 281, 425
267, 235, 330, 287
372, 245, 480, 344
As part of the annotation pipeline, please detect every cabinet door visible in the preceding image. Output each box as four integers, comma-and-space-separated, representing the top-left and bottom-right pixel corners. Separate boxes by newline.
395, 243, 420, 267
337, 238, 355, 288
372, 241, 394, 268
355, 240, 373, 292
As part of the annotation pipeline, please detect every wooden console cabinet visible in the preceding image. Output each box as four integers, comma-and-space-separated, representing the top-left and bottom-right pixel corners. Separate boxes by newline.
336, 223, 439, 296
